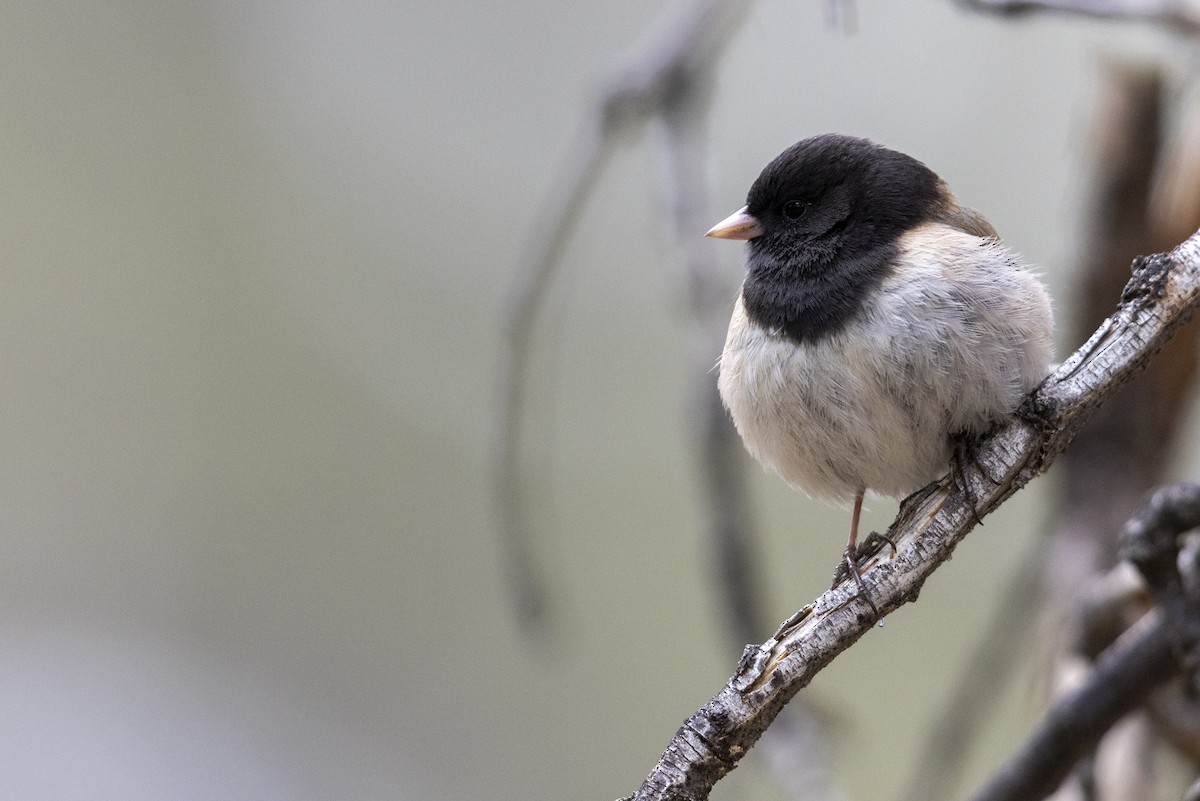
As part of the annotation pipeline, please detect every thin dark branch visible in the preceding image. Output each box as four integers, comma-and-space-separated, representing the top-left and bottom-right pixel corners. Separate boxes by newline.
1121, 483, 1200, 664
491, 0, 752, 634
656, 61, 767, 647
493, 120, 614, 632
960, 0, 1200, 37
968, 483, 1200, 801
623, 229, 1200, 801
966, 610, 1179, 801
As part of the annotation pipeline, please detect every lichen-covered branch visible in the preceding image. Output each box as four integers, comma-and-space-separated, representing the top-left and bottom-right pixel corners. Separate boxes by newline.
623, 229, 1200, 801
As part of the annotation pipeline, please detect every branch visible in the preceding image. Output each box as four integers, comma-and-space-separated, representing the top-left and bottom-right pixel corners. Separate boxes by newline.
624, 230, 1200, 801
967, 483, 1200, 801
655, 43, 768, 650
492, 119, 613, 632
966, 609, 1178, 801
490, 0, 753, 634
960, 0, 1200, 37
1120, 483, 1200, 662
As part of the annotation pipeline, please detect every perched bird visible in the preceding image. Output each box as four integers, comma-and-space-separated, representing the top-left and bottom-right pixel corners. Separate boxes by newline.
707, 134, 1053, 585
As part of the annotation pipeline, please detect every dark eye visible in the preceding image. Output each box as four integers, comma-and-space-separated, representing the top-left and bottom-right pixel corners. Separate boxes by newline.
783, 199, 810, 220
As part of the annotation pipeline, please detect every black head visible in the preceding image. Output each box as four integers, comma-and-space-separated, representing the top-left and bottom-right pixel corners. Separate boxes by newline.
716, 134, 946, 343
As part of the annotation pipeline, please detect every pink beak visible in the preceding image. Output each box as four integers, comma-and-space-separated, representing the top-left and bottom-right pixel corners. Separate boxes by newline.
705, 206, 764, 240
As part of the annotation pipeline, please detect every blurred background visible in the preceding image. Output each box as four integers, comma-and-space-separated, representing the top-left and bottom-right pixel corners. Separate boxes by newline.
0, 1, 1196, 799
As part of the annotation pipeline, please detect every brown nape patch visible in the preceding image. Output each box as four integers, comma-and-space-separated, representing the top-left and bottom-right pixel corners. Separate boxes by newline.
944, 205, 1000, 239
932, 182, 999, 239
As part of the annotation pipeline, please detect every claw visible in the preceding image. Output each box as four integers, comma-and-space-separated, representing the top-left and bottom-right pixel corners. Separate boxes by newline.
830, 545, 879, 619
950, 432, 995, 525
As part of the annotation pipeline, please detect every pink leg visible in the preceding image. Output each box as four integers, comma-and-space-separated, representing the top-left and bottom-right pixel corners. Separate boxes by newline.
839, 488, 880, 618
848, 488, 864, 553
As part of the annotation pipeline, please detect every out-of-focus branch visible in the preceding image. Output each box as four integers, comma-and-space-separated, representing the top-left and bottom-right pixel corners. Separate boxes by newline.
970, 483, 1200, 801
1059, 64, 1175, 547
966, 609, 1178, 801
1119, 484, 1200, 658
825, 0, 858, 31
491, 0, 752, 635
493, 120, 614, 631
656, 48, 767, 652
960, 0, 1200, 37
622, 229, 1200, 801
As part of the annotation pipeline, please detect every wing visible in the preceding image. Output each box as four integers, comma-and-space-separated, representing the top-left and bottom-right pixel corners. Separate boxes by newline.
878, 222, 1054, 436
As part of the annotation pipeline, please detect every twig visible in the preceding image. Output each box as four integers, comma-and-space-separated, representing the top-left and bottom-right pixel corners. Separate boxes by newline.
493, 119, 614, 631
966, 609, 1178, 801
491, 0, 752, 634
1120, 483, 1200, 661
1059, 62, 1179, 543
968, 483, 1200, 801
622, 229, 1200, 801
655, 51, 768, 649
959, 0, 1200, 37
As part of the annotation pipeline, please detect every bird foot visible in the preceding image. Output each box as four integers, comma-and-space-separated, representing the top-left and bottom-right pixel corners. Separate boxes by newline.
830, 532, 897, 619
950, 431, 996, 526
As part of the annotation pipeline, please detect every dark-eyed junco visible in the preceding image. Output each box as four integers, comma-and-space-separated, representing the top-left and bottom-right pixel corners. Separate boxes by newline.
706, 134, 1053, 586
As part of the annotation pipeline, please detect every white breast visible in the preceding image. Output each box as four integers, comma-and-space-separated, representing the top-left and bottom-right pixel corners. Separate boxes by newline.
717, 223, 1053, 504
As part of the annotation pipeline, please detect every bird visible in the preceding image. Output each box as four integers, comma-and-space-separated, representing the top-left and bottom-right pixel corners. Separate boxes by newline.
706, 134, 1053, 592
